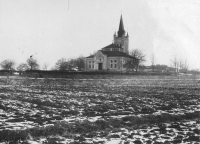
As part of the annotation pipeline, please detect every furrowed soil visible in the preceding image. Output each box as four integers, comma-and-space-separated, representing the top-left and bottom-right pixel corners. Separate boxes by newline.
0, 75, 199, 144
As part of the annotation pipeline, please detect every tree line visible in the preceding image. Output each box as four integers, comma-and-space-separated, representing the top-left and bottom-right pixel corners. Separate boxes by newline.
0, 56, 85, 72
0, 49, 146, 73
0, 49, 191, 73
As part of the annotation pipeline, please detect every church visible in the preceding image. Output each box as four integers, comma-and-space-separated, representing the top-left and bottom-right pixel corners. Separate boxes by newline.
85, 15, 134, 71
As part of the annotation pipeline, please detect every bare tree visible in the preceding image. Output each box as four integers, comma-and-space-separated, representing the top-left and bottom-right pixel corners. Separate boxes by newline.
171, 56, 179, 73
55, 58, 68, 71
27, 58, 39, 70
123, 57, 137, 72
0, 59, 16, 83
130, 49, 145, 72
124, 49, 146, 72
151, 54, 155, 72
67, 59, 76, 71
75, 56, 85, 71
43, 63, 49, 71
178, 59, 184, 70
0, 59, 15, 70
17, 63, 29, 74
182, 59, 189, 73
183, 60, 189, 70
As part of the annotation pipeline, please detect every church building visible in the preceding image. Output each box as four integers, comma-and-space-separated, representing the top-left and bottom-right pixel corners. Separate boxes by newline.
85, 15, 134, 71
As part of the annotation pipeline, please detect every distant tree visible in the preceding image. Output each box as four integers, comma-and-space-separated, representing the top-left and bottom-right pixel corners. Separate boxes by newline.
179, 59, 189, 73
17, 63, 29, 71
171, 57, 188, 73
67, 59, 76, 71
27, 58, 39, 70
151, 54, 155, 72
123, 57, 137, 72
75, 56, 85, 71
124, 49, 146, 72
183, 60, 189, 71
17, 63, 29, 75
171, 56, 179, 73
0, 59, 15, 70
55, 56, 85, 71
43, 63, 49, 71
55, 58, 68, 71
178, 59, 184, 70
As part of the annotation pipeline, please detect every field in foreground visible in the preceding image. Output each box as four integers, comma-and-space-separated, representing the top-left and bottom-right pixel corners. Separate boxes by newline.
0, 75, 200, 144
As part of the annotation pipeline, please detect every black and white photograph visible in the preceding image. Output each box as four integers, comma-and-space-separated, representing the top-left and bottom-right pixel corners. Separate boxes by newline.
0, 0, 200, 143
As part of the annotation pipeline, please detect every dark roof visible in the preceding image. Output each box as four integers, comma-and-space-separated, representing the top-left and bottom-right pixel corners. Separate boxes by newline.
100, 50, 134, 58
118, 15, 126, 37
86, 51, 135, 59
102, 43, 123, 49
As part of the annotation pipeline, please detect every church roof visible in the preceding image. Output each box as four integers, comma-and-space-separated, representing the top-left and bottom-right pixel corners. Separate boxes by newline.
86, 50, 134, 59
102, 43, 123, 49
117, 15, 126, 37
100, 50, 134, 58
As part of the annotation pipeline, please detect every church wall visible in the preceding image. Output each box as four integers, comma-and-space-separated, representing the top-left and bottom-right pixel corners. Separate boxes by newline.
86, 56, 128, 71
103, 55, 107, 70
85, 58, 95, 71
107, 57, 123, 71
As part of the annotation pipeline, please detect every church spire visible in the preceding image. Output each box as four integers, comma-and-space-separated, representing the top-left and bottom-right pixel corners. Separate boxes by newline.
117, 15, 126, 37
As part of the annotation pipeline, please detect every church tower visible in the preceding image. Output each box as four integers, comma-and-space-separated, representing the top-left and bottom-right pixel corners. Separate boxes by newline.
113, 15, 129, 54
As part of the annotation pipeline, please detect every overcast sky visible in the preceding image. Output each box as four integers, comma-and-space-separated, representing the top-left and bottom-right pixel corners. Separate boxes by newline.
0, 0, 200, 70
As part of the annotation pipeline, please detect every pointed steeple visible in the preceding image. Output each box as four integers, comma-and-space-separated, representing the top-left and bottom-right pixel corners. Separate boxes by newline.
117, 15, 126, 37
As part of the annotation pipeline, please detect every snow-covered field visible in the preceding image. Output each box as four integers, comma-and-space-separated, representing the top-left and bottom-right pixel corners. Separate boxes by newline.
0, 75, 199, 143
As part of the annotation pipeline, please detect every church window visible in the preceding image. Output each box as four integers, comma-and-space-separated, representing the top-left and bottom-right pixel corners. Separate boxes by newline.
88, 61, 91, 68
92, 61, 94, 68
110, 60, 113, 68
114, 60, 117, 68
110, 60, 117, 68
88, 61, 94, 69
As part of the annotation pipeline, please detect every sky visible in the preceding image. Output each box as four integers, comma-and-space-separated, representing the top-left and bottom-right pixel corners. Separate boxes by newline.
0, 0, 200, 70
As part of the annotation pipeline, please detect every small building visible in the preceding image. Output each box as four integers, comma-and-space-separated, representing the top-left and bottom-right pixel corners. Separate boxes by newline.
85, 15, 134, 71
